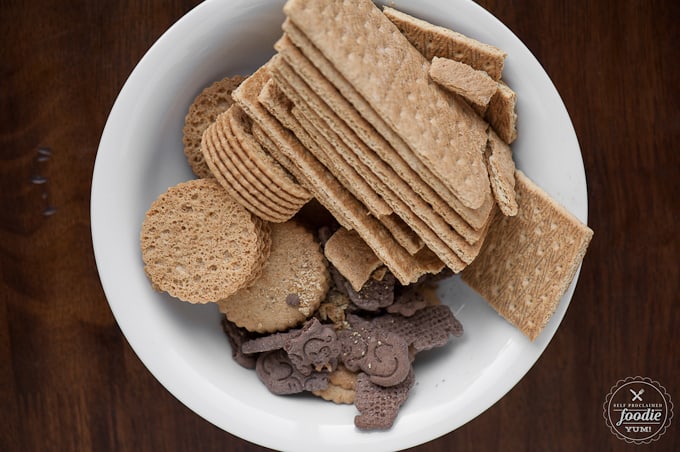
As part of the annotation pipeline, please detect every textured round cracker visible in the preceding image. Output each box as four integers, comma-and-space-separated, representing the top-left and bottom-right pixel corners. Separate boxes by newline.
183, 75, 246, 178
220, 109, 308, 212
140, 178, 271, 304
227, 104, 311, 202
223, 107, 310, 212
202, 122, 291, 223
218, 221, 330, 333
207, 116, 299, 221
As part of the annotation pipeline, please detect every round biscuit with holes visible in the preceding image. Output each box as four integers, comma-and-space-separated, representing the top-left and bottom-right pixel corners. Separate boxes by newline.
140, 178, 271, 303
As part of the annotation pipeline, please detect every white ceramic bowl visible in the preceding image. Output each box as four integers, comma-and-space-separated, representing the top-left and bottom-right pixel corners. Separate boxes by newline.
91, 1, 588, 451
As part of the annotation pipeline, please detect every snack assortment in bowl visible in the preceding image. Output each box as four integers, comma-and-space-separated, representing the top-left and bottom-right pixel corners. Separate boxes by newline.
91, 0, 596, 447
137, 0, 592, 431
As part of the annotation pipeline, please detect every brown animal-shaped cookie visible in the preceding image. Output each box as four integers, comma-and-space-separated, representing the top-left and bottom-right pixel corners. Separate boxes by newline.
221, 318, 257, 369
255, 349, 328, 395
338, 317, 411, 387
370, 305, 463, 353
284, 318, 341, 375
354, 368, 415, 430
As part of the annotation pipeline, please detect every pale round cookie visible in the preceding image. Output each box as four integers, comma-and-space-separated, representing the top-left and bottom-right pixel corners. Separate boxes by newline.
183, 75, 246, 178
218, 221, 330, 333
140, 178, 271, 304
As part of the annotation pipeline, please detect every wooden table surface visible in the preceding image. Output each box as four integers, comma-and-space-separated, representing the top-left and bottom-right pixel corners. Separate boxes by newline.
1, 1, 678, 451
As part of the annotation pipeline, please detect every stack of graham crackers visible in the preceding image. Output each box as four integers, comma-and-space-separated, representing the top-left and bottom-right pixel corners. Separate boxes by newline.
201, 0, 592, 341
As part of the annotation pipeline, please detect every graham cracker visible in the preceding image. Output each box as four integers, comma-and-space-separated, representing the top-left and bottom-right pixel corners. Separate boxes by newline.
275, 30, 494, 233
289, 102, 424, 256
429, 56, 498, 109
324, 227, 384, 292
486, 129, 518, 216
382, 7, 506, 81
258, 79, 392, 219
283, 0, 491, 209
461, 170, 593, 341
227, 104, 312, 203
231, 65, 443, 284
485, 81, 518, 144
270, 63, 482, 268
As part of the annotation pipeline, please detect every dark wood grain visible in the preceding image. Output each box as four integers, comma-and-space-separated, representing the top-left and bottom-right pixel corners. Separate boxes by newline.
1, 1, 678, 451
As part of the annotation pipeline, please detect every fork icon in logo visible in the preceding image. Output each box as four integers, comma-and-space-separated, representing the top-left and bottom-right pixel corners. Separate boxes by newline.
630, 388, 644, 401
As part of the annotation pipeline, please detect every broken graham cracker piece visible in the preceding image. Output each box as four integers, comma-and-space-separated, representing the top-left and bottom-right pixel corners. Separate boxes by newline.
323, 227, 383, 292
429, 56, 498, 109
232, 65, 443, 284
486, 81, 518, 144
462, 170, 593, 341
383, 6, 506, 81
284, 0, 491, 210
183, 75, 246, 178
277, 27, 495, 233
140, 178, 271, 303
485, 129, 518, 216
217, 221, 330, 333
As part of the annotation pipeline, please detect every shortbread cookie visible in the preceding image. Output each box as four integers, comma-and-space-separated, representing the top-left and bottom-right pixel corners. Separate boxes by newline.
218, 221, 330, 333
485, 81, 518, 144
234, 66, 444, 284
383, 7, 506, 80
429, 57, 498, 109
140, 178, 271, 303
314, 365, 357, 404
183, 75, 246, 178
486, 129, 518, 216
284, 0, 491, 209
312, 382, 356, 404
462, 170, 593, 340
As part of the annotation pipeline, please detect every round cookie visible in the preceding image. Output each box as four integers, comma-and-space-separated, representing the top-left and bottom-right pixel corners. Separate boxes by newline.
202, 120, 291, 223
183, 75, 246, 178
218, 221, 330, 333
140, 178, 271, 304
228, 105, 311, 203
